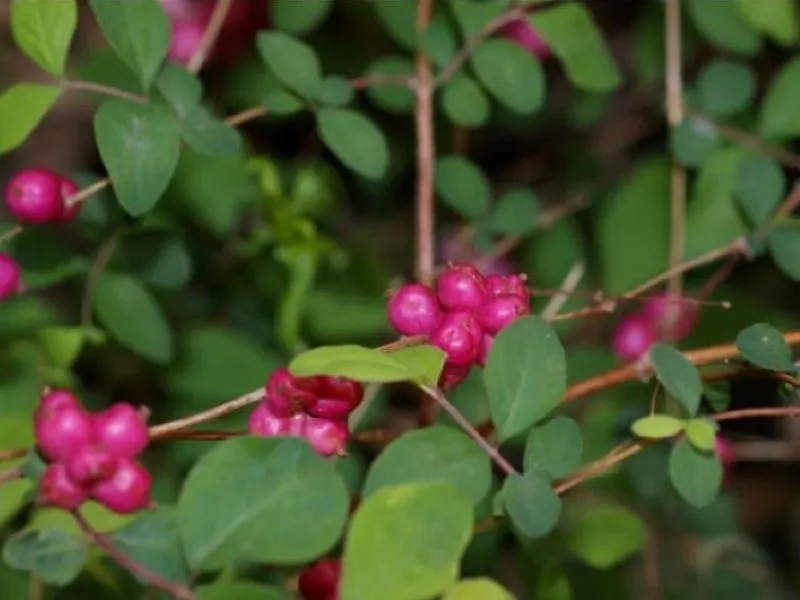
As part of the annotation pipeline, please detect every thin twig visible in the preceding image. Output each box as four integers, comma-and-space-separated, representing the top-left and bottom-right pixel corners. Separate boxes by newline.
149, 390, 264, 439
224, 106, 269, 127
186, 0, 233, 73
0, 447, 28, 462
63, 80, 148, 104
65, 178, 109, 209
80, 235, 119, 328
0, 467, 22, 486
0, 225, 24, 245
541, 261, 585, 320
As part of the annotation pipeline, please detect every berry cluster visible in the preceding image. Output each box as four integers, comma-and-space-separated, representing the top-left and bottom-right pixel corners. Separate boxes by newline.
34, 390, 152, 515
611, 292, 698, 363
387, 263, 531, 389
248, 368, 364, 457
298, 559, 341, 600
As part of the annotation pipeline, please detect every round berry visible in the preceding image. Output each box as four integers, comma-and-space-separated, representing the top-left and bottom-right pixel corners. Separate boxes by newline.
91, 458, 152, 514
641, 292, 697, 341
307, 377, 363, 420
611, 313, 656, 363
298, 559, 341, 600
429, 311, 483, 368
0, 253, 21, 301
4, 168, 63, 224
305, 398, 355, 421
303, 417, 349, 457
438, 364, 471, 390
167, 17, 206, 65
477, 294, 530, 335
39, 463, 88, 510
485, 273, 528, 299
34, 400, 94, 462
57, 177, 81, 222
92, 403, 149, 459
477, 334, 494, 368
65, 444, 118, 485
40, 389, 81, 412
435, 264, 486, 310
248, 402, 306, 437
264, 368, 317, 417
387, 283, 442, 337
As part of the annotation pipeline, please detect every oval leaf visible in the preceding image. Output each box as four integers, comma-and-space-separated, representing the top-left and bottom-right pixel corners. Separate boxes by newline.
759, 56, 800, 139
523, 415, 583, 480
435, 155, 491, 220
630, 414, 687, 440
443, 578, 515, 600
649, 343, 703, 416
0, 83, 61, 155
470, 39, 545, 115
2, 529, 88, 586
441, 75, 491, 128
684, 419, 717, 452
288, 344, 414, 383
256, 31, 322, 98
565, 504, 646, 569
501, 471, 562, 538
10, 0, 77, 76
668, 437, 723, 508
271, 0, 334, 34
316, 108, 389, 180
735, 322, 796, 372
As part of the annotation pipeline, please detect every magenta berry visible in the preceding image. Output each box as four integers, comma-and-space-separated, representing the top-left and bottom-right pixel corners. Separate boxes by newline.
167, 17, 206, 65
38, 463, 88, 510
298, 559, 341, 600
248, 402, 306, 437
477, 294, 530, 335
485, 273, 528, 299
429, 310, 483, 367
57, 177, 81, 222
0, 253, 21, 300
387, 283, 442, 336
306, 376, 364, 420
305, 397, 356, 421
39, 389, 81, 412
612, 313, 657, 363
92, 403, 149, 459
641, 292, 697, 341
66, 444, 118, 485
34, 401, 94, 462
435, 263, 486, 310
303, 417, 349, 457
4, 168, 64, 224
91, 458, 152, 514
438, 364, 471, 391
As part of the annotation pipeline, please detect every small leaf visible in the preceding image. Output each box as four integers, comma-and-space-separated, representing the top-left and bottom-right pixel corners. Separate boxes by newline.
363, 426, 492, 506
263, 89, 304, 115
288, 344, 414, 383
441, 75, 491, 128
685, 0, 762, 56
89, 0, 170, 90
37, 326, 85, 369
340, 482, 473, 600
94, 99, 181, 216
156, 63, 203, 121
317, 76, 354, 108
630, 415, 687, 440
470, 39, 545, 115
669, 437, 723, 508
768, 224, 800, 281
2, 529, 88, 586
501, 471, 562, 538
119, 230, 193, 291
363, 56, 415, 114
684, 419, 717, 452
487, 188, 539, 236
759, 56, 800, 139
649, 343, 703, 416
10, 0, 77, 76
735, 0, 799, 46
523, 416, 583, 480
696, 59, 756, 118
388, 344, 446, 387
734, 154, 786, 227
565, 504, 646, 569
670, 118, 721, 168
198, 583, 291, 600
94, 272, 174, 364
444, 578, 515, 600
182, 107, 243, 157
735, 322, 796, 372
484, 316, 567, 441
435, 155, 491, 221
256, 31, 322, 98
0, 83, 61, 155
316, 108, 389, 180
271, 0, 334, 34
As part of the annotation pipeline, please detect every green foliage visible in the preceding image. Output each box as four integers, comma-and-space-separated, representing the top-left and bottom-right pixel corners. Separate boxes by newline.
10, 0, 77, 76
523, 416, 583, 480
631, 414, 687, 440
470, 39, 545, 115
0, 84, 61, 155
669, 438, 723, 508
2, 529, 88, 586
271, 0, 334, 35
759, 56, 800, 138
257, 31, 322, 99
735, 322, 797, 372
500, 471, 562, 538
316, 108, 390, 180
684, 418, 717, 452
695, 59, 756, 118
444, 578, 515, 599
565, 504, 646, 569
435, 155, 492, 220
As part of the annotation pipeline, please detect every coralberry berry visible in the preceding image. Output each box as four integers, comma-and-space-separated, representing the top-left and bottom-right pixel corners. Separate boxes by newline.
91, 458, 152, 514
306, 376, 364, 420
477, 294, 530, 335
298, 559, 341, 600
249, 402, 306, 437
167, 17, 206, 64
435, 263, 486, 310
387, 283, 442, 337
57, 177, 81, 222
304, 418, 349, 457
612, 313, 656, 363
485, 273, 528, 299
429, 310, 483, 367
265, 367, 318, 417
4, 168, 63, 224
0, 253, 21, 301
65, 444, 118, 486
92, 403, 149, 459
34, 392, 94, 462
438, 364, 471, 390
39, 463, 88, 510
641, 292, 697, 341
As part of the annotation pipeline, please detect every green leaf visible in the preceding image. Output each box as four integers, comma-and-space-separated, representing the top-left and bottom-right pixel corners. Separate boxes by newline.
2, 529, 88, 586
37, 326, 85, 369
94, 99, 181, 216
119, 230, 193, 291
316, 108, 389, 180
388, 345, 447, 387
523, 416, 583, 480
271, 0, 334, 34
487, 188, 539, 236
156, 63, 202, 121
317, 76, 355, 108
484, 316, 567, 441
530, 4, 622, 92
420, 14, 459, 68
696, 59, 756, 118
735, 322, 796, 372
0, 83, 61, 155
178, 437, 349, 571
256, 31, 322, 99
10, 0, 77, 76
501, 471, 562, 538
363, 56, 415, 114
94, 272, 174, 364
768, 223, 800, 281
340, 482, 473, 600
441, 75, 491, 128
182, 107, 243, 157
371, 0, 417, 50
735, 0, 799, 46
759, 56, 800, 139
670, 117, 721, 168
685, 0, 762, 56
198, 583, 291, 600
684, 419, 717, 452
565, 504, 646, 569
470, 39, 545, 115
89, 0, 170, 90
263, 89, 305, 115
289, 344, 415, 383
363, 426, 492, 506
443, 578, 515, 600
631, 415, 686, 440
111, 507, 190, 587
435, 155, 491, 221
649, 343, 703, 416
734, 154, 786, 227
669, 437, 723, 508
535, 564, 572, 600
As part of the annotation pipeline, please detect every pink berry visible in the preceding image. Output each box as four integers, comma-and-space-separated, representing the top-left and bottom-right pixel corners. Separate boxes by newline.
429, 310, 483, 367
57, 177, 81, 222
387, 283, 442, 336
34, 399, 94, 462
612, 313, 657, 363
435, 264, 486, 310
92, 403, 149, 459
0, 253, 21, 300
4, 168, 63, 224
304, 418, 349, 457
307, 377, 364, 420
264, 368, 318, 417
485, 274, 528, 299
298, 559, 341, 600
477, 294, 530, 335
641, 292, 697, 341
305, 398, 355, 421
167, 17, 206, 65
438, 365, 471, 391
91, 458, 152, 514
39, 389, 80, 412
248, 402, 306, 437
38, 463, 88, 510
65, 444, 118, 485
499, 18, 550, 59
477, 334, 494, 368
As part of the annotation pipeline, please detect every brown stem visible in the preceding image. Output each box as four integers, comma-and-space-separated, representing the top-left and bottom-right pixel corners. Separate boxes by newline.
350, 75, 414, 89
0, 225, 24, 245
224, 106, 269, 127
0, 467, 22, 486
0, 447, 28, 462
376, 334, 427, 353
63, 80, 148, 104
149, 390, 264, 439
152, 429, 247, 441
64, 178, 110, 209
73, 511, 195, 599
186, 0, 233, 74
